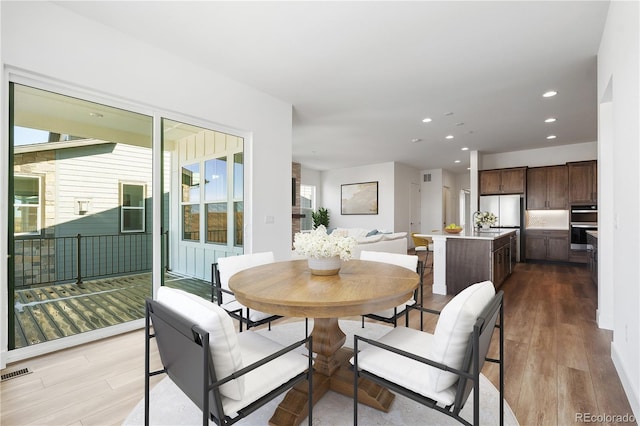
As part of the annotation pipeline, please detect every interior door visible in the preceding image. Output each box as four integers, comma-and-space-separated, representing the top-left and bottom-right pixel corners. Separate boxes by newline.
410, 183, 421, 238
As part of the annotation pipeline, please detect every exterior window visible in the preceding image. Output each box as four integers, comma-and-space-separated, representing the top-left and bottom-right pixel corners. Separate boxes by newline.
14, 175, 42, 235
205, 157, 227, 244
206, 203, 226, 243
182, 205, 200, 241
300, 184, 316, 231
182, 163, 200, 203
233, 152, 244, 246
205, 157, 227, 200
121, 183, 145, 233
181, 163, 200, 241
234, 201, 243, 246
175, 132, 243, 248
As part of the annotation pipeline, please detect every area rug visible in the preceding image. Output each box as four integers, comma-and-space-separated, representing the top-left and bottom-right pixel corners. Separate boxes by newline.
124, 320, 519, 425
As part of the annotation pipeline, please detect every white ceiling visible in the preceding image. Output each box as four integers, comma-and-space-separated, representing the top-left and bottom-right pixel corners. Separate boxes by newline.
55, 1, 609, 172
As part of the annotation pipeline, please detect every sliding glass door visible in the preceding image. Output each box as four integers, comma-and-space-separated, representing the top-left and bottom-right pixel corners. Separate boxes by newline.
161, 119, 244, 282
8, 83, 153, 349
6, 82, 245, 354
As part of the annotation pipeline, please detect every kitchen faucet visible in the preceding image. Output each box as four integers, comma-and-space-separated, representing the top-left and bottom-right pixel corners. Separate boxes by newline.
473, 211, 483, 230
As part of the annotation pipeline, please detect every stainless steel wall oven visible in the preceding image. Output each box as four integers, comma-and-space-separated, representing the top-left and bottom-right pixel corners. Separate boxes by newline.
570, 205, 597, 250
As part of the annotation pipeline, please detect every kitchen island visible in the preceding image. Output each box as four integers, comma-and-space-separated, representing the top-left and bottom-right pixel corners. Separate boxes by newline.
416, 228, 517, 295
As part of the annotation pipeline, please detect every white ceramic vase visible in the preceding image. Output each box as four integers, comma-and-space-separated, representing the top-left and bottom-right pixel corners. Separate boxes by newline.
308, 256, 342, 276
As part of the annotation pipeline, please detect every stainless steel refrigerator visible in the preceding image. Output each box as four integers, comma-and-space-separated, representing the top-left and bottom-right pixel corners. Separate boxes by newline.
479, 194, 522, 227
479, 194, 523, 261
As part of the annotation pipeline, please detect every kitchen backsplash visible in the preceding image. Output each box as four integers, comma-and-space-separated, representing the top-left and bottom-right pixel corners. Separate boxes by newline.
525, 210, 569, 229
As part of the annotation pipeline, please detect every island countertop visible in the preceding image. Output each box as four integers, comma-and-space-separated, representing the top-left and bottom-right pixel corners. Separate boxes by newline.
416, 228, 517, 241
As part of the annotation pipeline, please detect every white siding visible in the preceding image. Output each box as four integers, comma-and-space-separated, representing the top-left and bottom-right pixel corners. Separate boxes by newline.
55, 142, 153, 237
171, 128, 244, 281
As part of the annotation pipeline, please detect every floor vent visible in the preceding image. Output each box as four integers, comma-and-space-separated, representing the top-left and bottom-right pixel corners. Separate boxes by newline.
1, 367, 32, 382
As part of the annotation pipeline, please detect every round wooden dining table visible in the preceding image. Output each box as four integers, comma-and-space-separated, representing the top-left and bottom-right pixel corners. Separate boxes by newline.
229, 258, 419, 426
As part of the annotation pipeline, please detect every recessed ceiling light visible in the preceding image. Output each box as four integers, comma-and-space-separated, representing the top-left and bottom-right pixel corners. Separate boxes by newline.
546, 135, 557, 140
411, 138, 422, 143
542, 90, 558, 98
545, 117, 557, 123
445, 135, 454, 140
461, 147, 469, 151
454, 160, 461, 163
422, 117, 432, 123
467, 167, 471, 170
89, 112, 103, 118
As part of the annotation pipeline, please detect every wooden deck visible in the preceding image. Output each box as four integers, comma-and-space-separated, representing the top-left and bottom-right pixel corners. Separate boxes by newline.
13, 272, 212, 349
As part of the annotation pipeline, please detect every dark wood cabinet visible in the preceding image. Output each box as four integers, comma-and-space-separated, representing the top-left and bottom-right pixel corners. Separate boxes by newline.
569, 249, 588, 264
492, 235, 512, 288
479, 167, 526, 195
479, 170, 501, 194
526, 165, 568, 209
445, 232, 516, 295
568, 160, 597, 204
446, 239, 491, 295
525, 230, 569, 261
526, 168, 547, 209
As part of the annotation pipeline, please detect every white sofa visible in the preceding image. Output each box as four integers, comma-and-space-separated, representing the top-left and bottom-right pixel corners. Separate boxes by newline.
330, 228, 408, 258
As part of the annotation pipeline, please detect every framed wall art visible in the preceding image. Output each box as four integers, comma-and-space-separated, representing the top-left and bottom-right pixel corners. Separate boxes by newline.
341, 181, 378, 215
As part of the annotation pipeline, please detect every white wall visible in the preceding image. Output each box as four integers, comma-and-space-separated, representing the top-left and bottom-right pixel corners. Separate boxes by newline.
421, 168, 443, 233
1, 2, 293, 363
480, 141, 597, 169
598, 1, 640, 418
321, 162, 395, 231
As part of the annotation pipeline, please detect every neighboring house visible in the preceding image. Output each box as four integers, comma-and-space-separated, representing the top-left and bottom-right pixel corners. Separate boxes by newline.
13, 125, 245, 288
14, 140, 153, 287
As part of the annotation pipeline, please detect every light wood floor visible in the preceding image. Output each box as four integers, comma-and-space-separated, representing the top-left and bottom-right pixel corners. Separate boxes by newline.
1, 262, 635, 425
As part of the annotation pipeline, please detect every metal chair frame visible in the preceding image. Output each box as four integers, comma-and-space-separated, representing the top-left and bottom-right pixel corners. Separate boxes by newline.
145, 298, 313, 426
354, 291, 504, 426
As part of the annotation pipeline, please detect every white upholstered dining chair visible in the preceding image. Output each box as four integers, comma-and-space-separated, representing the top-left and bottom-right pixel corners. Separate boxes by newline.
145, 287, 313, 426
359, 250, 423, 328
212, 252, 281, 331
353, 281, 504, 426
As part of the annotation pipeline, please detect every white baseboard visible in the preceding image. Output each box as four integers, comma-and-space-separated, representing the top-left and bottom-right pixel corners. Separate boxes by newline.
596, 308, 613, 330
432, 283, 447, 295
611, 341, 640, 421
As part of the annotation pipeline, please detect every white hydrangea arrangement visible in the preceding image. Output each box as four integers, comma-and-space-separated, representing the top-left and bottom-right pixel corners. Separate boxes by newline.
293, 225, 357, 260
474, 211, 498, 227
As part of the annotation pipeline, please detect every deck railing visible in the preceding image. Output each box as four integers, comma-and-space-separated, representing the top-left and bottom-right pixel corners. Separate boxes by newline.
14, 233, 154, 288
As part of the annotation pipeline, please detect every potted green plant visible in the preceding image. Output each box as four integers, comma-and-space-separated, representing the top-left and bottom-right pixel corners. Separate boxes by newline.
311, 207, 330, 229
